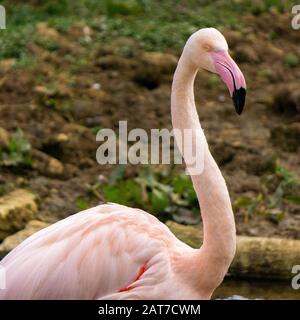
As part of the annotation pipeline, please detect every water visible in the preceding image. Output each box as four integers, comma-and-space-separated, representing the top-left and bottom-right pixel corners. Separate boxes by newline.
213, 279, 300, 300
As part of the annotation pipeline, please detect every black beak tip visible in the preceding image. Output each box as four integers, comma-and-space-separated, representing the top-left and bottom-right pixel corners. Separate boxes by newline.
232, 87, 246, 115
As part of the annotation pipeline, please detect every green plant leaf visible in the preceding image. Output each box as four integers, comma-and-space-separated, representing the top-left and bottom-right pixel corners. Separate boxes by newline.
0, 129, 32, 168
103, 180, 143, 207
76, 198, 89, 211
151, 188, 170, 214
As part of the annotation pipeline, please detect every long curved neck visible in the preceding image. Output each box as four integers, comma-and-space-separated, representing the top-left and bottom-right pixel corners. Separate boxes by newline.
171, 50, 236, 293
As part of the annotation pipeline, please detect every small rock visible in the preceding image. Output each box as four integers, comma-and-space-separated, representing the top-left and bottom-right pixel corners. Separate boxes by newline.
47, 158, 64, 177
91, 83, 101, 90
32, 149, 64, 178
16, 177, 26, 187
34, 85, 55, 97
36, 22, 60, 40
0, 220, 50, 258
0, 189, 38, 241
218, 95, 226, 102
98, 174, 108, 184
69, 23, 94, 38
56, 133, 69, 143
248, 228, 259, 236
0, 127, 9, 149
0, 59, 16, 73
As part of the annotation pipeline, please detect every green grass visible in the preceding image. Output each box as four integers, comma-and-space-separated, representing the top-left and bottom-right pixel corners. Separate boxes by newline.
0, 0, 295, 63
284, 53, 299, 68
76, 197, 90, 211
0, 129, 32, 168
12, 54, 37, 70
34, 36, 60, 52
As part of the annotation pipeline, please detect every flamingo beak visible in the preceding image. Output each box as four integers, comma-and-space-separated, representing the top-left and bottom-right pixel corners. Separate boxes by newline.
211, 51, 246, 115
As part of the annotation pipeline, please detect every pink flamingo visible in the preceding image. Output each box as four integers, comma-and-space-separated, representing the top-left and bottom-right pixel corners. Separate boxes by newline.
0, 28, 246, 300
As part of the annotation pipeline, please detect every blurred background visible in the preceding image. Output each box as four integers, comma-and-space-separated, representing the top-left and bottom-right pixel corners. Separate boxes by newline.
0, 0, 299, 299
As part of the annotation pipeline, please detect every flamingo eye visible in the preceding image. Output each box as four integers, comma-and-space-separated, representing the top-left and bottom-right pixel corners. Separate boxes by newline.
203, 43, 212, 52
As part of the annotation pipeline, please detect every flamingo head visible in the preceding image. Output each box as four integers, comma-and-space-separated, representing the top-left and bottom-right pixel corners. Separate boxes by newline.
185, 28, 246, 115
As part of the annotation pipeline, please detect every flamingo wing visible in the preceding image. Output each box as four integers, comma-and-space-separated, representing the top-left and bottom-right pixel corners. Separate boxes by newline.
0, 204, 184, 300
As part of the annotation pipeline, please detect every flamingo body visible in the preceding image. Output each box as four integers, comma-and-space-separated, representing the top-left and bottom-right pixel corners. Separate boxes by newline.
0, 204, 202, 300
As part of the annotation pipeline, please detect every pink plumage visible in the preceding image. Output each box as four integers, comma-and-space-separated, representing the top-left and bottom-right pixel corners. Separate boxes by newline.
0, 204, 194, 299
